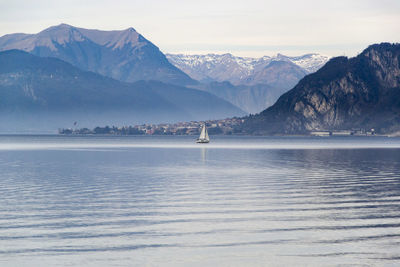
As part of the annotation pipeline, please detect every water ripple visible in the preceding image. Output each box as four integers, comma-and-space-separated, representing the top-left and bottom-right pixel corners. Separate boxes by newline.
0, 135, 400, 266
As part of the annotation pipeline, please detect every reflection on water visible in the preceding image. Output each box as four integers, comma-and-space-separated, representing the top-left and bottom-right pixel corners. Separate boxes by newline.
200, 147, 207, 162
0, 135, 400, 266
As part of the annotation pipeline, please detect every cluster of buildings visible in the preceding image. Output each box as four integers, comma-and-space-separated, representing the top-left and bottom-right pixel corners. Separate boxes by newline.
59, 117, 245, 135
310, 129, 376, 136
138, 117, 244, 135
60, 120, 379, 137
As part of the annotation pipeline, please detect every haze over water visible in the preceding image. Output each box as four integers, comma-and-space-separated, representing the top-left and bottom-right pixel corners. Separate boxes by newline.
0, 135, 400, 266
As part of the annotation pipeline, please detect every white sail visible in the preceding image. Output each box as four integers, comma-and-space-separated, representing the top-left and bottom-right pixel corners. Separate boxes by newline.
196, 124, 210, 143
199, 125, 206, 139
204, 126, 210, 141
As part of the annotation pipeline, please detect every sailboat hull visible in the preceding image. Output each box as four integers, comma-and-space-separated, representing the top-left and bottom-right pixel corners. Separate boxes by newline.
196, 139, 209, 144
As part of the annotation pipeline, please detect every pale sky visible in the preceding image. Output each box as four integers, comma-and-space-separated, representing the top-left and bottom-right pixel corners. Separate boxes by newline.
0, 0, 399, 57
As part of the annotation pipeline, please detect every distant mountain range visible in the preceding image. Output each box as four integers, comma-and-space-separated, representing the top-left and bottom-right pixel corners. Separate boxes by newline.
166, 53, 329, 84
0, 24, 195, 86
0, 50, 244, 132
167, 53, 329, 113
238, 43, 400, 135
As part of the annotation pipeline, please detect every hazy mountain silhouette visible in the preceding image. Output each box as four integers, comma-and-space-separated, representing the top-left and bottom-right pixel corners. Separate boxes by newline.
0, 50, 244, 132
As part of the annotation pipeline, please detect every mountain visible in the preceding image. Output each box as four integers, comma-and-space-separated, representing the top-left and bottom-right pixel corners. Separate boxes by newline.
193, 82, 281, 114
238, 43, 400, 135
0, 24, 195, 86
167, 53, 329, 113
272, 53, 331, 73
187, 61, 308, 114
0, 50, 244, 132
166, 53, 329, 85
243, 60, 307, 88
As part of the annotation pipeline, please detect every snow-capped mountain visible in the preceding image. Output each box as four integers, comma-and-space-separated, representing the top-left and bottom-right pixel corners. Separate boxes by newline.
166, 53, 330, 85
167, 52, 330, 114
273, 53, 331, 73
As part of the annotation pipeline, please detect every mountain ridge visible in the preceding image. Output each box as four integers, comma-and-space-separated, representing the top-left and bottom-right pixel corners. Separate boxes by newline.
238, 43, 400, 135
0, 24, 196, 86
166, 52, 329, 84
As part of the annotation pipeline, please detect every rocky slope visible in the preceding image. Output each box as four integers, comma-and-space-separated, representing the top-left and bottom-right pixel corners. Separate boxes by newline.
239, 43, 400, 135
0, 24, 195, 85
0, 50, 244, 132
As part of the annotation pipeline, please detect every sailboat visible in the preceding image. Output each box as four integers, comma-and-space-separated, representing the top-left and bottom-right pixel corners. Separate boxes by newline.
196, 124, 210, 143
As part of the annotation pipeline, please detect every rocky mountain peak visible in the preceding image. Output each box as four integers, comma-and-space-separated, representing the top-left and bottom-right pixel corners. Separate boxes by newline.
106, 27, 143, 50
241, 43, 400, 135
360, 43, 400, 88
36, 24, 87, 49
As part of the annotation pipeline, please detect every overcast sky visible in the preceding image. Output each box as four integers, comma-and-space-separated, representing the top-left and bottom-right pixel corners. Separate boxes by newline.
0, 0, 399, 57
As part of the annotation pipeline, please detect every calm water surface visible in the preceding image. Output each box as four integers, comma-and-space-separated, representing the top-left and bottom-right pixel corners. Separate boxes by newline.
0, 135, 400, 266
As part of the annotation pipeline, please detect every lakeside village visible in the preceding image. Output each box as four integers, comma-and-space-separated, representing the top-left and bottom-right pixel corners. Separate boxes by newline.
59, 117, 377, 136
59, 117, 244, 135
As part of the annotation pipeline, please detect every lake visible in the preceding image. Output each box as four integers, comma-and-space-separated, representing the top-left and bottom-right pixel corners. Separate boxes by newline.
0, 135, 400, 266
